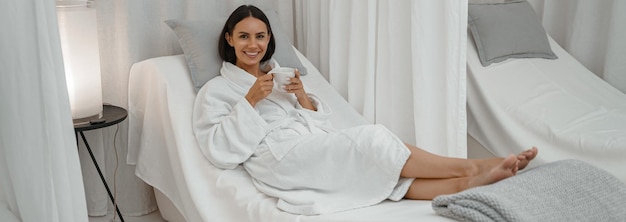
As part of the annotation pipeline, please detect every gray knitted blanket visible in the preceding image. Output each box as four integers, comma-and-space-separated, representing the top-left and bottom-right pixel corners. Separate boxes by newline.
432, 159, 626, 222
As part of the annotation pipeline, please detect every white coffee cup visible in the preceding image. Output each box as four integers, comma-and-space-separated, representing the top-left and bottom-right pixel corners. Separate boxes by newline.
269, 67, 296, 92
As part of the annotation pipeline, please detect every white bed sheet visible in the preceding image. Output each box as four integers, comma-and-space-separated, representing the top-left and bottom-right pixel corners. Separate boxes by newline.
467, 34, 626, 182
128, 50, 453, 221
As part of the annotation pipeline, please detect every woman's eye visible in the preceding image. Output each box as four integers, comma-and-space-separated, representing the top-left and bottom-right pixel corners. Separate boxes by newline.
239, 35, 248, 39
256, 35, 265, 39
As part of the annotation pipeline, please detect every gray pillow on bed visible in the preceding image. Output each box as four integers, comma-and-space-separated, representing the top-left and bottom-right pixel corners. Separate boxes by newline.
468, 0, 557, 66
165, 10, 307, 92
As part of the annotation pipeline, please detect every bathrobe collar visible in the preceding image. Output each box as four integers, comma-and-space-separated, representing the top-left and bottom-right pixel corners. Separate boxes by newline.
220, 59, 279, 91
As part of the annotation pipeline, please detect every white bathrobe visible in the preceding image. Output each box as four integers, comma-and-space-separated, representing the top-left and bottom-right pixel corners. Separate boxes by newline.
192, 59, 414, 215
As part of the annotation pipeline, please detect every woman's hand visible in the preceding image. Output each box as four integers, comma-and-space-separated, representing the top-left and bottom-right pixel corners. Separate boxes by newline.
285, 69, 316, 111
245, 73, 273, 107
284, 69, 306, 96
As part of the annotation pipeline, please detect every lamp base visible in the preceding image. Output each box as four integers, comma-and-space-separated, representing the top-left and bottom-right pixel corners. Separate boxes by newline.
72, 112, 103, 125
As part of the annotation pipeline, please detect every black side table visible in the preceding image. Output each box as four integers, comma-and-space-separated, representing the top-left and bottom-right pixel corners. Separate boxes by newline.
74, 104, 126, 222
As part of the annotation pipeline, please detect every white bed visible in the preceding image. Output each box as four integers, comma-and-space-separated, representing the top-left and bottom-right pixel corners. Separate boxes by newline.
128, 49, 454, 221
467, 34, 626, 183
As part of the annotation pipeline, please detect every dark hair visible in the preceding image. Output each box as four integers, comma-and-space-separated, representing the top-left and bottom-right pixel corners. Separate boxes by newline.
218, 5, 276, 64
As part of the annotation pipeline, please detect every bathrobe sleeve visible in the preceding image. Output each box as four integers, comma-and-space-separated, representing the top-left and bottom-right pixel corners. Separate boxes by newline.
294, 93, 334, 131
193, 79, 270, 170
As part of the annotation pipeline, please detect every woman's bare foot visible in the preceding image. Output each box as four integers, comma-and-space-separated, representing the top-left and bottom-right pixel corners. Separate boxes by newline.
473, 147, 538, 176
467, 155, 518, 189
517, 147, 538, 170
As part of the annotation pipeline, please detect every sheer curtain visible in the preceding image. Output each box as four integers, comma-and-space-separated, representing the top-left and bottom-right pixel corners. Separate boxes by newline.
527, 0, 626, 93
93, 0, 467, 216
295, 0, 468, 157
0, 1, 88, 222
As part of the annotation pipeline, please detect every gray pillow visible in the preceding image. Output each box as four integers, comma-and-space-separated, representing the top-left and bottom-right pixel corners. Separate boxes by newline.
165, 10, 307, 92
468, 0, 557, 66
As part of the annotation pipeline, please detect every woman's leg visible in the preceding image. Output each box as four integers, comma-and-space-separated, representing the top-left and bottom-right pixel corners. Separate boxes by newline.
400, 144, 476, 178
400, 144, 537, 179
404, 155, 519, 200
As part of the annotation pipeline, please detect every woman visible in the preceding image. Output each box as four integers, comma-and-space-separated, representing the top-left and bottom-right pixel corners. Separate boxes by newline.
193, 5, 538, 215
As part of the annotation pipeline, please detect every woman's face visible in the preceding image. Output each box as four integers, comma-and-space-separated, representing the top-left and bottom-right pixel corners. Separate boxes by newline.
226, 16, 270, 73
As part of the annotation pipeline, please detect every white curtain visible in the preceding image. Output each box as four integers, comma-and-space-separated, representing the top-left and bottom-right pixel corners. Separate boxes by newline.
527, 0, 626, 93
295, 0, 468, 157
0, 1, 88, 222
93, 0, 467, 216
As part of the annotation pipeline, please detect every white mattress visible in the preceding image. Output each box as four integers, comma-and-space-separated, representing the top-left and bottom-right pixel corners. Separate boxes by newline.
467, 34, 626, 182
128, 50, 453, 221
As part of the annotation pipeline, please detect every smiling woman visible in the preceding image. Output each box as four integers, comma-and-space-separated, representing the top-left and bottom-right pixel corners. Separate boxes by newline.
192, 4, 538, 216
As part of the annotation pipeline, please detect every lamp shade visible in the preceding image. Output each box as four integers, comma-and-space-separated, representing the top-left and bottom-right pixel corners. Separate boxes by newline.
56, 0, 103, 120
